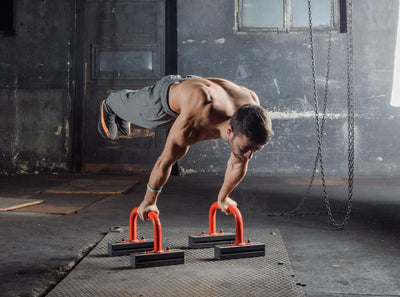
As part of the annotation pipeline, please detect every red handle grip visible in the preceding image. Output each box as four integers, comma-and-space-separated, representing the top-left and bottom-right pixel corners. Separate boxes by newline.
208, 202, 244, 245
129, 207, 163, 252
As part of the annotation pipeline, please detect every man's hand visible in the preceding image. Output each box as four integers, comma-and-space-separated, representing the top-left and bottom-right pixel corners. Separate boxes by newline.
137, 200, 160, 221
218, 197, 238, 215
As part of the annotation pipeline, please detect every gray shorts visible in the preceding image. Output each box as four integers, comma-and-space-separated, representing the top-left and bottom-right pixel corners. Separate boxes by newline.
105, 75, 199, 130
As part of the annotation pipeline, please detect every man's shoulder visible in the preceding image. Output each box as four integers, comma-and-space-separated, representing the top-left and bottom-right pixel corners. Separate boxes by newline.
205, 78, 259, 105
175, 77, 257, 115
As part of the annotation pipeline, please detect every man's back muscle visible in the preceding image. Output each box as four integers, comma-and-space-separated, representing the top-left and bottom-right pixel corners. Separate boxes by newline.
169, 78, 259, 142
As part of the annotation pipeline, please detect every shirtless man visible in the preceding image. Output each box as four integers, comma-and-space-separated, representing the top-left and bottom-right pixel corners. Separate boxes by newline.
98, 75, 274, 221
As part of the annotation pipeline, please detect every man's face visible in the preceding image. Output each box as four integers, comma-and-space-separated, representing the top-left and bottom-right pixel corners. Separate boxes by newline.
228, 132, 264, 160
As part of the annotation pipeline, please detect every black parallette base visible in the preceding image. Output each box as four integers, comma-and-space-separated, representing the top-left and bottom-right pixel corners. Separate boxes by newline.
130, 250, 185, 269
214, 242, 265, 260
108, 241, 154, 257
188, 233, 236, 249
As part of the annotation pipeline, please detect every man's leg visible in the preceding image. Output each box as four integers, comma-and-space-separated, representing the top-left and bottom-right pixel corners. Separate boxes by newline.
98, 100, 131, 140
99, 81, 179, 134
98, 100, 117, 140
115, 116, 131, 136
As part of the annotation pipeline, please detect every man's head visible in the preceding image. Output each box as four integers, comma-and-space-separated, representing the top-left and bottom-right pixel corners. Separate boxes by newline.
228, 104, 274, 160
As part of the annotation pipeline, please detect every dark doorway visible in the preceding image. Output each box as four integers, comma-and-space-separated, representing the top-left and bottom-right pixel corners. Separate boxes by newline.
72, 0, 176, 173
0, 0, 14, 33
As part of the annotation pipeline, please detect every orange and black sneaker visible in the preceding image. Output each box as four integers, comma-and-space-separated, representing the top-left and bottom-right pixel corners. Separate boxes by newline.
98, 100, 118, 140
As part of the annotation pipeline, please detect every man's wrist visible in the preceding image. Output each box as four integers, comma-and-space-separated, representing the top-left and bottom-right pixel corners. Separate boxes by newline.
217, 193, 228, 202
147, 182, 163, 193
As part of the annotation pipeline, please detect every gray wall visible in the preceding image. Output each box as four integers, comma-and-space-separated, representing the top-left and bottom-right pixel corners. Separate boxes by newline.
0, 0, 399, 177
0, 0, 73, 174
177, 0, 400, 176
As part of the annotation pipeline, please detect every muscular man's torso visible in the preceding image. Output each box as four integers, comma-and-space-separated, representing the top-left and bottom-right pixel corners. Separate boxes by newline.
168, 78, 259, 144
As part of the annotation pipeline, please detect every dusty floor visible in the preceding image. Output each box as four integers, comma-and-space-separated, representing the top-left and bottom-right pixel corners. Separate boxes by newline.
0, 174, 399, 297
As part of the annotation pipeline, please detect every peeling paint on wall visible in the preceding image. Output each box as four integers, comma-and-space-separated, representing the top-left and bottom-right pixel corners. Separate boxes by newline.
269, 111, 346, 120
0, 0, 73, 175
182, 39, 196, 44
54, 125, 63, 135
273, 78, 280, 95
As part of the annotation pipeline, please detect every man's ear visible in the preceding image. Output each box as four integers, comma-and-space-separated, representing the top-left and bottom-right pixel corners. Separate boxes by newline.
227, 125, 234, 136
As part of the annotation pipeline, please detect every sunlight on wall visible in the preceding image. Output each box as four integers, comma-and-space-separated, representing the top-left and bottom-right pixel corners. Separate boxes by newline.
391, 1, 400, 107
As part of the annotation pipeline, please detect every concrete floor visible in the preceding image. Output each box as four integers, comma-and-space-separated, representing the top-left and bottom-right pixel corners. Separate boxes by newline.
0, 174, 399, 297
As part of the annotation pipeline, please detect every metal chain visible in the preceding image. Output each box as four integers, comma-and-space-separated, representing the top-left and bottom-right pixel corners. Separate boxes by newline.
266, 0, 333, 217
290, 0, 335, 215
306, 0, 331, 225
267, 0, 355, 230
344, 0, 355, 227
308, 0, 355, 229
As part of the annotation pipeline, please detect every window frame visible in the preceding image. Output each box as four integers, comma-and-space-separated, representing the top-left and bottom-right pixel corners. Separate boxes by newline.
235, 0, 346, 34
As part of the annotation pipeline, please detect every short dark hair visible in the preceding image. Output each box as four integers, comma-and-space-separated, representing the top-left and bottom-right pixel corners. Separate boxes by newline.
230, 104, 274, 145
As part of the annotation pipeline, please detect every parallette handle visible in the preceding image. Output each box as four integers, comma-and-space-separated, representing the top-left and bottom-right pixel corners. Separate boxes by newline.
129, 207, 163, 252
208, 202, 244, 244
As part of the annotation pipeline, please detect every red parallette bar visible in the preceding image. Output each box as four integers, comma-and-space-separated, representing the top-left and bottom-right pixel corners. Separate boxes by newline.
188, 202, 235, 249
213, 204, 265, 260
109, 207, 154, 256
129, 208, 185, 268
129, 207, 165, 252
209, 202, 246, 245
227, 204, 245, 245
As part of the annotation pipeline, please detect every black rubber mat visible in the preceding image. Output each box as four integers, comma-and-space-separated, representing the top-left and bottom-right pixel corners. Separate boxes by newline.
47, 227, 305, 297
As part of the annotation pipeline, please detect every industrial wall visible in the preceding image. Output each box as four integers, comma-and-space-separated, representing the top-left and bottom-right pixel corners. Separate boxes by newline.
0, 0, 74, 174
177, 0, 400, 176
0, 0, 399, 177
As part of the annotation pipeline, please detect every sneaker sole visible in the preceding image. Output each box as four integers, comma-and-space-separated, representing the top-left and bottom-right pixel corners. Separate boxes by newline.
98, 100, 111, 139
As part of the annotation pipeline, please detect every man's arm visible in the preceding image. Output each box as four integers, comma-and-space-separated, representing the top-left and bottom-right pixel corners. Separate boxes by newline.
137, 117, 190, 221
217, 152, 249, 214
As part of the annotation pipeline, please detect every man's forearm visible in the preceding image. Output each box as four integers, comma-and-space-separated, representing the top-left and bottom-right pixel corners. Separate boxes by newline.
144, 156, 174, 204
138, 128, 189, 221
217, 155, 248, 202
